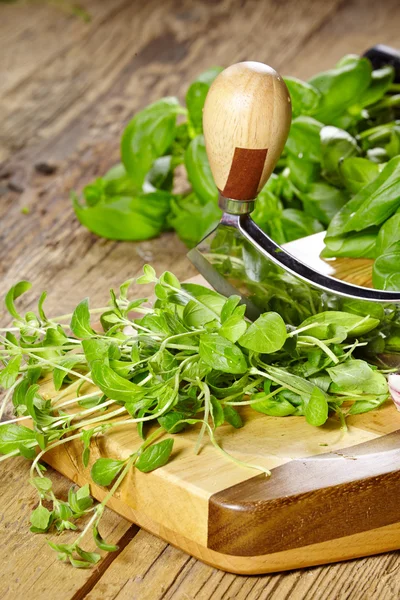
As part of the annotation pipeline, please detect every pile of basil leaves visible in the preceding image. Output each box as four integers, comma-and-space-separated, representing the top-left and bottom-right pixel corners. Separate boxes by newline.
73, 55, 400, 291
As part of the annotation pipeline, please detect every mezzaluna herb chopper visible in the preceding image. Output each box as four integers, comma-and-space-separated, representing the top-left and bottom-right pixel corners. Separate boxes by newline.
188, 61, 400, 331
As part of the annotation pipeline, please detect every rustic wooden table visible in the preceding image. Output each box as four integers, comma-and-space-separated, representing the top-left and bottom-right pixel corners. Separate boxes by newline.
1, 1, 400, 598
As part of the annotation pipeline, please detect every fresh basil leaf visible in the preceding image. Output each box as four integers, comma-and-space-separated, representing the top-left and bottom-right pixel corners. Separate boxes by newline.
284, 76, 321, 117
183, 300, 216, 328
182, 283, 226, 316
76, 546, 101, 565
285, 116, 323, 163
199, 334, 247, 374
299, 311, 380, 339
30, 504, 52, 532
143, 155, 173, 193
251, 392, 296, 417
372, 245, 400, 291
91, 457, 125, 486
286, 154, 320, 192
209, 395, 225, 428
349, 394, 387, 415
320, 126, 360, 185
186, 67, 223, 134
90, 361, 146, 403
309, 56, 371, 124
73, 191, 172, 241
239, 312, 287, 353
299, 181, 347, 226
0, 355, 21, 389
121, 97, 181, 188
340, 298, 385, 321
168, 192, 221, 247
223, 405, 243, 428
219, 313, 247, 343
328, 360, 388, 396
70, 298, 96, 339
280, 208, 324, 241
53, 356, 86, 390
93, 526, 119, 552
376, 212, 400, 256
158, 411, 187, 433
82, 338, 110, 366
321, 229, 379, 259
332, 157, 400, 235
0, 424, 36, 454
5, 281, 32, 320
339, 156, 380, 194
361, 65, 394, 108
30, 476, 52, 494
185, 135, 218, 203
303, 386, 329, 426
221, 296, 241, 322
136, 438, 174, 473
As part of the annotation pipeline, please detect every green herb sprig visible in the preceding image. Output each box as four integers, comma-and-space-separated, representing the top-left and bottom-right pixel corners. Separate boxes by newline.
0, 266, 394, 567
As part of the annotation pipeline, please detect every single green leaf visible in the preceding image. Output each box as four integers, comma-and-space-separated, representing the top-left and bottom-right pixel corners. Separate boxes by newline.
121, 97, 181, 188
199, 334, 247, 374
320, 126, 360, 185
239, 312, 287, 354
284, 76, 321, 117
299, 181, 347, 226
339, 157, 379, 194
30, 504, 52, 531
136, 438, 174, 473
185, 67, 222, 134
219, 313, 247, 343
221, 296, 242, 322
70, 298, 96, 339
73, 191, 172, 241
372, 246, 400, 291
309, 56, 372, 124
223, 405, 243, 428
168, 192, 221, 248
361, 65, 394, 107
0, 355, 21, 389
209, 396, 225, 428
76, 546, 101, 564
285, 116, 323, 163
158, 411, 187, 433
185, 135, 218, 203
328, 359, 388, 396
93, 525, 119, 552
299, 311, 380, 339
251, 392, 296, 417
375, 212, 400, 256
5, 281, 32, 320
0, 424, 36, 454
30, 477, 52, 494
90, 362, 146, 403
321, 230, 379, 259
327, 157, 400, 237
91, 458, 125, 486
280, 209, 324, 242
303, 387, 329, 426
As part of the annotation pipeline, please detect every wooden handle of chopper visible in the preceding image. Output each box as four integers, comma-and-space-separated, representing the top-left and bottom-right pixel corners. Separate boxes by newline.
203, 62, 292, 201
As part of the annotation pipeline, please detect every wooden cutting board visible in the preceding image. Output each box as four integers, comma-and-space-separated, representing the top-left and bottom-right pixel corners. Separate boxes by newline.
41, 234, 400, 575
